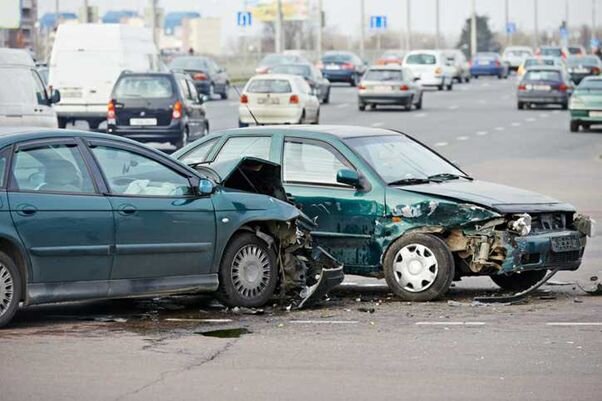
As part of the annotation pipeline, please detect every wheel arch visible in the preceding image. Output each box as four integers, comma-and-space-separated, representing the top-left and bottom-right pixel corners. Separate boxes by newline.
0, 235, 30, 303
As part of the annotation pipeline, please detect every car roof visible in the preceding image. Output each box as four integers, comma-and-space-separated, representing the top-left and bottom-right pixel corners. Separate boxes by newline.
207, 125, 400, 140
0, 48, 35, 67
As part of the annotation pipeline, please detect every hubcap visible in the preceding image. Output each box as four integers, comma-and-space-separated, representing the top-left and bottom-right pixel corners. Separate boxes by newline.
393, 244, 438, 292
0, 265, 14, 317
231, 245, 271, 299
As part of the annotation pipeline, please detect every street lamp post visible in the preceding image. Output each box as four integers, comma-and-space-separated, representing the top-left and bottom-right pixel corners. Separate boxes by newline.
359, 0, 365, 57
275, 0, 284, 52
470, 0, 477, 57
534, 0, 539, 48
405, 0, 411, 51
316, 0, 323, 58
435, 0, 440, 48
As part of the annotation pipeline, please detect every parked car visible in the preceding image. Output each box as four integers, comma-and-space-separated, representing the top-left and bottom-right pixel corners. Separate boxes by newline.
517, 56, 566, 78
537, 46, 566, 59
403, 50, 455, 90
470, 52, 509, 79
357, 65, 423, 111
268, 63, 331, 104
375, 50, 404, 66
49, 23, 162, 129
255, 53, 310, 74
502, 46, 533, 71
443, 49, 470, 83
517, 66, 573, 109
0, 48, 60, 128
175, 126, 593, 302
107, 71, 208, 148
318, 51, 367, 86
566, 55, 602, 84
238, 74, 320, 127
0, 127, 343, 327
569, 76, 602, 132
169, 56, 230, 99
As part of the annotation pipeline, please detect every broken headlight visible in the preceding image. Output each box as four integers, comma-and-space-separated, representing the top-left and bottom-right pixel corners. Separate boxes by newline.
508, 213, 532, 236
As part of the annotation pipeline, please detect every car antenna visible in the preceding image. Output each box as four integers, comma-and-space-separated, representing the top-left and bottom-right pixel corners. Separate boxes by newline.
232, 84, 259, 125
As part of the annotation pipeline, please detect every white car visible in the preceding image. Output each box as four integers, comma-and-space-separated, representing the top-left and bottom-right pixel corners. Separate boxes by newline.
239, 74, 320, 127
503, 46, 534, 71
403, 50, 455, 91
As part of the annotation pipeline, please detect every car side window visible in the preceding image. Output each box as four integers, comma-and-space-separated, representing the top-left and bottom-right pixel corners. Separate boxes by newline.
213, 136, 271, 163
283, 139, 353, 186
178, 78, 193, 101
31, 70, 48, 106
186, 80, 199, 102
91, 146, 193, 197
12, 144, 95, 194
181, 138, 218, 164
0, 148, 9, 188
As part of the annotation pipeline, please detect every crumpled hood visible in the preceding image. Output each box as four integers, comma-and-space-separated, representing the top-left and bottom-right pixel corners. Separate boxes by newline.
401, 180, 575, 213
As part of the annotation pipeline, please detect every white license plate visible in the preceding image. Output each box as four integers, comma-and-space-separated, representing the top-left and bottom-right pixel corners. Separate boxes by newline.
589, 111, 602, 117
575, 68, 589, 73
374, 85, 393, 92
478, 60, 490, 65
257, 97, 280, 104
532, 85, 551, 91
130, 118, 157, 126
326, 64, 340, 70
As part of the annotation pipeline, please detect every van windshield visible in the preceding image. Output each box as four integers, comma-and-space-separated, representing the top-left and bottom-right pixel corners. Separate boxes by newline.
0, 67, 37, 105
114, 76, 174, 98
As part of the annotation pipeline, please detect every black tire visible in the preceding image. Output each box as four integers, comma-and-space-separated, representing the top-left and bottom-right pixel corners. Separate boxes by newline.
175, 127, 189, 149
490, 270, 547, 292
0, 251, 22, 328
561, 102, 568, 110
358, 103, 366, 111
570, 120, 580, 132
323, 89, 330, 104
220, 83, 229, 100
57, 117, 68, 129
464, 76, 471, 83
311, 109, 320, 124
517, 101, 525, 110
437, 84, 444, 91
583, 123, 591, 131
350, 74, 358, 87
498, 74, 503, 79
446, 81, 453, 91
404, 96, 413, 111
473, 75, 479, 79
216, 233, 278, 308
88, 119, 101, 130
415, 94, 423, 110
298, 110, 305, 124
383, 233, 455, 302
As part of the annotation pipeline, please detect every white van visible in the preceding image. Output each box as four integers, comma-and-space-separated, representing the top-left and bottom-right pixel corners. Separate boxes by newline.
403, 50, 455, 91
49, 24, 162, 129
0, 48, 60, 128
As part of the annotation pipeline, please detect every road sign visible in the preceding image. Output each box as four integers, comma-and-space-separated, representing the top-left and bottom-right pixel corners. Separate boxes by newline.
237, 11, 252, 27
560, 27, 569, 39
370, 16, 387, 30
506, 22, 516, 34
591, 38, 600, 48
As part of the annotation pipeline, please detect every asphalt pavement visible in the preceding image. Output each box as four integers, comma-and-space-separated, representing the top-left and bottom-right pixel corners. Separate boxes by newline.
2, 76, 602, 401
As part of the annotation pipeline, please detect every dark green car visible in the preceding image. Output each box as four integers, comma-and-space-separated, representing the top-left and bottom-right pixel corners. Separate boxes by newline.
569, 76, 602, 132
175, 125, 594, 302
0, 128, 342, 327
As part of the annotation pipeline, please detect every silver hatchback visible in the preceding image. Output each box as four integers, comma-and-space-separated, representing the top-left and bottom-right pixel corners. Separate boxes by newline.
358, 66, 423, 111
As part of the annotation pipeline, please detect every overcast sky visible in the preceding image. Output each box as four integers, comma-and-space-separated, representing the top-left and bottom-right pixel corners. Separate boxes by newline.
39, 0, 598, 37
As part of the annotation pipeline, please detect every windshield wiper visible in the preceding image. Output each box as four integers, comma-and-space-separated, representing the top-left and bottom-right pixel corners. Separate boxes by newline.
427, 173, 473, 182
387, 177, 432, 186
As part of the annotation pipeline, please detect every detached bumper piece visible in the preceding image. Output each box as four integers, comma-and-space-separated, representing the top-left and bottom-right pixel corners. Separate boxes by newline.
475, 266, 561, 304
297, 247, 344, 308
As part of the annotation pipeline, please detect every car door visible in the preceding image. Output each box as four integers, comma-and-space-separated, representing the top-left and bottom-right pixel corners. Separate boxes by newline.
30, 69, 58, 128
87, 140, 215, 280
185, 79, 207, 136
7, 138, 114, 285
177, 76, 204, 138
296, 78, 319, 120
280, 137, 382, 270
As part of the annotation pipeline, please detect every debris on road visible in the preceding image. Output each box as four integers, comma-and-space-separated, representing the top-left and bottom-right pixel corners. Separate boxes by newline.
577, 273, 602, 295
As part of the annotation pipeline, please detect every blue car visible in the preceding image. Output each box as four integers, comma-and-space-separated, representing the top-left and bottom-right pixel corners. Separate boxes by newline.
319, 51, 367, 86
470, 52, 509, 79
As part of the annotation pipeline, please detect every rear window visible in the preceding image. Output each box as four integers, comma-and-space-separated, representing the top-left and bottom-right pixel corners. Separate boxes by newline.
525, 58, 555, 67
269, 64, 311, 78
322, 54, 353, 63
567, 56, 599, 66
540, 48, 562, 57
247, 79, 292, 93
578, 79, 602, 89
170, 57, 209, 70
114, 76, 174, 99
364, 69, 404, 81
474, 54, 497, 62
405, 54, 436, 65
524, 70, 561, 81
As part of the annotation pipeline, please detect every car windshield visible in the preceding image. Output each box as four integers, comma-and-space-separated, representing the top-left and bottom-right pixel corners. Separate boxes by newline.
540, 48, 562, 57
405, 54, 436, 65
0, 67, 38, 105
170, 57, 209, 70
363, 69, 404, 81
567, 47, 583, 54
567, 56, 599, 66
260, 54, 299, 66
577, 79, 602, 90
322, 53, 353, 63
524, 70, 561, 81
114, 76, 174, 98
269, 64, 311, 78
247, 79, 292, 93
525, 58, 556, 67
346, 135, 464, 184
505, 50, 531, 57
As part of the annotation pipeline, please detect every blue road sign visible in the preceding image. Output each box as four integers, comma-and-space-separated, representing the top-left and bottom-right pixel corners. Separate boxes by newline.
591, 38, 600, 48
370, 16, 387, 30
506, 22, 516, 34
560, 27, 569, 39
237, 11, 252, 27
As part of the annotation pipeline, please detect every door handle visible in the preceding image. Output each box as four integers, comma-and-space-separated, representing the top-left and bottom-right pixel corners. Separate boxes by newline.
16, 204, 38, 216
117, 204, 137, 216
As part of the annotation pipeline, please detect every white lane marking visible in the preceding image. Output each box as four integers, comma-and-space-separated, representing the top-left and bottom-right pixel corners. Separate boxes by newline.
434, 142, 448, 147
414, 112, 427, 118
456, 136, 469, 141
290, 320, 359, 325
448, 105, 459, 110
546, 322, 602, 326
525, 117, 536, 122
336, 103, 350, 109
415, 322, 486, 326
476, 131, 488, 136
539, 113, 549, 118
511, 122, 521, 127
371, 122, 384, 127
494, 126, 505, 131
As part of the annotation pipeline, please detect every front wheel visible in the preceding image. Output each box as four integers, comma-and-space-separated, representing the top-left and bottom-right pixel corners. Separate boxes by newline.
358, 103, 366, 111
446, 80, 453, 91
490, 270, 547, 292
404, 96, 413, 111
570, 120, 580, 132
383, 234, 455, 302
517, 101, 525, 110
216, 233, 278, 308
323, 88, 330, 104
220, 83, 229, 100
0, 251, 22, 328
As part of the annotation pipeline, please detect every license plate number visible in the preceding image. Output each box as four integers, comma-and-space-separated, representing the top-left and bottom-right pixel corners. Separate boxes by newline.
478, 60, 490, 65
574, 68, 589, 73
374, 85, 393, 92
326, 64, 340, 70
589, 111, 602, 117
550, 235, 581, 252
129, 118, 157, 126
532, 85, 551, 91
257, 98, 280, 104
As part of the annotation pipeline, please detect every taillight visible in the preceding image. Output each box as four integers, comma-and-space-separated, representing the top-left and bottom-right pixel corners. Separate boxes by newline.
559, 83, 569, 92
193, 72, 207, 81
434, 67, 442, 76
399, 84, 409, 91
240, 94, 248, 104
172, 100, 182, 119
593, 67, 601, 75
495, 60, 501, 67
358, 83, 366, 90
107, 100, 116, 124
289, 94, 300, 104
518, 84, 527, 91
342, 63, 354, 70
256, 66, 269, 74
316, 62, 324, 69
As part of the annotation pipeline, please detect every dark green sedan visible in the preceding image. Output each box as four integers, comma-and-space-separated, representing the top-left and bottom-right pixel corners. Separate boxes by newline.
0, 128, 342, 327
569, 76, 602, 132
175, 126, 594, 302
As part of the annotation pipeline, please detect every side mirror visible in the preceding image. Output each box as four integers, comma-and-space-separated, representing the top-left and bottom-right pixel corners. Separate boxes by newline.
197, 93, 205, 104
413, 77, 421, 82
198, 178, 215, 195
50, 89, 61, 104
336, 168, 361, 188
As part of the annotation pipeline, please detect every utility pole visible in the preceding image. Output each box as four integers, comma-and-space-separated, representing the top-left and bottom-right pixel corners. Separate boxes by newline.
505, 0, 510, 46
316, 0, 323, 58
435, 0, 440, 48
359, 0, 365, 57
593, 0, 597, 46
534, 0, 539, 48
149, 0, 159, 47
405, 0, 411, 50
470, 0, 477, 57
275, 0, 284, 52
83, 0, 89, 23
55, 0, 60, 29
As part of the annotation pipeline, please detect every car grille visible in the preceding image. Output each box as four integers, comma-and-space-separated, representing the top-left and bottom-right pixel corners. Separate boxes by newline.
548, 250, 583, 264
530, 213, 569, 233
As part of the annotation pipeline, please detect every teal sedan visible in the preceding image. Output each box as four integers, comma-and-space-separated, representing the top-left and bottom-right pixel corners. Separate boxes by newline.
569, 76, 602, 132
0, 128, 341, 327
175, 126, 593, 302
